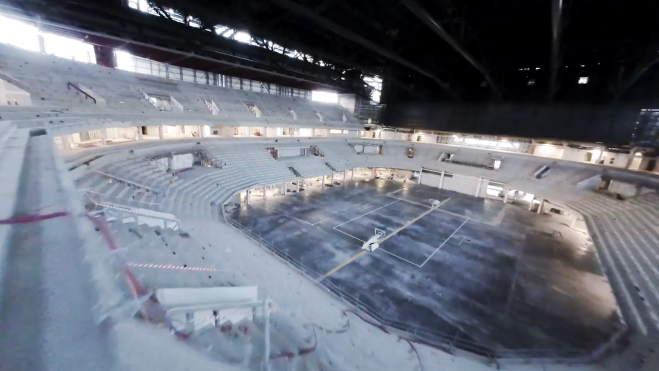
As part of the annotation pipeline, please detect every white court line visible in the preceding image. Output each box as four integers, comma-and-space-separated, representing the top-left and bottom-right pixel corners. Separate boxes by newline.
377, 248, 423, 267
420, 218, 470, 267
333, 199, 400, 228
333, 227, 366, 243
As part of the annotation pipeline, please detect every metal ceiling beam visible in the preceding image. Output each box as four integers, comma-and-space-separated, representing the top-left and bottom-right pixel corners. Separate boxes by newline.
0, 7, 350, 92
268, 0, 460, 100
400, 0, 501, 101
549, 0, 562, 101
615, 53, 659, 100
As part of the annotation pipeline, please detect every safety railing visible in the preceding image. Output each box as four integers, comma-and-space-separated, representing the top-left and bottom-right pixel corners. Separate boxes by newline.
226, 216, 623, 364
67, 82, 97, 104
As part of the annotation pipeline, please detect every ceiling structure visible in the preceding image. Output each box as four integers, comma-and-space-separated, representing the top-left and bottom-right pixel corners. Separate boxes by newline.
1, 0, 659, 105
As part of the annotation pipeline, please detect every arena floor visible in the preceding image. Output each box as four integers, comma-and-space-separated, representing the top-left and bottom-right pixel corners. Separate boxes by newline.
229, 179, 624, 354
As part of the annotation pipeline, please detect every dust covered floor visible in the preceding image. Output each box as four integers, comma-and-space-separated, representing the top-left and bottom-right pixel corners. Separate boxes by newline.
230, 179, 623, 356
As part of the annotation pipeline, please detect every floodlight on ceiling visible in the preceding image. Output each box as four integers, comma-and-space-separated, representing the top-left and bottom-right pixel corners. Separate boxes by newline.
233, 31, 251, 43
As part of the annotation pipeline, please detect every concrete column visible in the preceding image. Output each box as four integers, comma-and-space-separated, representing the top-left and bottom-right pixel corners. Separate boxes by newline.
570, 214, 578, 228
246, 190, 251, 204
283, 182, 287, 196
158, 126, 164, 139
296, 180, 300, 193
503, 187, 509, 203
537, 199, 544, 214
61, 135, 72, 151
136, 127, 143, 140
38, 34, 46, 54
263, 186, 267, 200
418, 168, 423, 184
626, 147, 639, 169
371, 169, 375, 180
439, 170, 445, 189
100, 128, 107, 145
351, 169, 354, 181
475, 177, 483, 197
322, 177, 325, 188
331, 173, 334, 185
595, 148, 604, 164
529, 198, 535, 212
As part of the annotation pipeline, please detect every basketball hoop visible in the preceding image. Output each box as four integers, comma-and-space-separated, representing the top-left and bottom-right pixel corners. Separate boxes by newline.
429, 199, 441, 209
374, 228, 386, 239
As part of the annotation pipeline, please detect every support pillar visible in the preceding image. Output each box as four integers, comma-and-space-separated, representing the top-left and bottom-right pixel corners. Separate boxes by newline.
570, 214, 578, 228
246, 189, 251, 204
263, 186, 267, 200
529, 198, 535, 212
38, 34, 46, 54
158, 126, 164, 139
371, 169, 375, 180
264, 298, 271, 371
537, 199, 544, 214
296, 180, 300, 193
439, 170, 445, 189
61, 135, 72, 151
343, 170, 347, 185
331, 173, 334, 185
136, 127, 143, 140
322, 177, 325, 188
418, 168, 423, 184
100, 128, 107, 145
94, 45, 117, 68
283, 182, 287, 196
475, 177, 483, 197
350, 169, 354, 181
503, 187, 509, 203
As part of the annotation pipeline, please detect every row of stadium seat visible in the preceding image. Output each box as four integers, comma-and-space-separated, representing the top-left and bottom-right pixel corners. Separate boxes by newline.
163, 146, 294, 220
0, 43, 360, 129
571, 192, 659, 337
278, 156, 333, 178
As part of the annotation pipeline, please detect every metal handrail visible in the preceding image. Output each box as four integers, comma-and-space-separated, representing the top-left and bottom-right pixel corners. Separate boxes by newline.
225, 217, 618, 363
67, 82, 97, 104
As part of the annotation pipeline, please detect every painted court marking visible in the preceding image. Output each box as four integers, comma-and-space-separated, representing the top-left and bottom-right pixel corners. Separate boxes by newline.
316, 250, 367, 282
323, 206, 471, 279
333, 228, 365, 243
333, 199, 400, 229
420, 218, 470, 267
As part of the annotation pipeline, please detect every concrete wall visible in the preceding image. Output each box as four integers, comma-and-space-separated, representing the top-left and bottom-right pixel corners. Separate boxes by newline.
561, 147, 597, 163
327, 129, 353, 137
601, 151, 632, 168
420, 171, 483, 198
533, 145, 564, 159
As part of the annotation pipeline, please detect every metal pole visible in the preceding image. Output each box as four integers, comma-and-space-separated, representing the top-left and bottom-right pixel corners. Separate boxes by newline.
263, 297, 271, 371
439, 170, 445, 189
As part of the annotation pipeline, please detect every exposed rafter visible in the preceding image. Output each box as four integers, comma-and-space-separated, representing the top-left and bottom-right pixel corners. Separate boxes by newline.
549, 0, 563, 101
614, 51, 659, 101
268, 0, 460, 100
400, 0, 501, 101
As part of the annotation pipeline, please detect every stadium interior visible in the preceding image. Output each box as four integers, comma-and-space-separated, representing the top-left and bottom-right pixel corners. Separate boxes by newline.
0, 1, 658, 371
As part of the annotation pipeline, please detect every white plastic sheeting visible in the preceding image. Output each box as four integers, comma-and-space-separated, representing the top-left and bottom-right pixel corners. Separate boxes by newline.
278, 147, 304, 157
364, 145, 378, 154
168, 153, 193, 170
